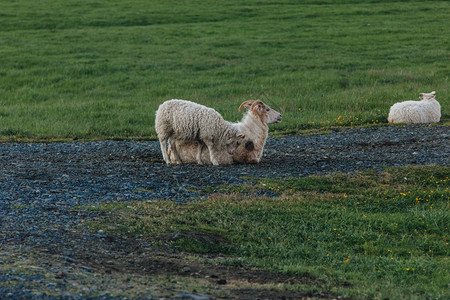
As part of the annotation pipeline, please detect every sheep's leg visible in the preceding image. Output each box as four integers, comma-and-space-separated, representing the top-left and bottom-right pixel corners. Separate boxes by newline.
169, 138, 183, 164
203, 140, 219, 166
167, 143, 173, 163
196, 142, 205, 165
200, 143, 209, 164
159, 137, 170, 164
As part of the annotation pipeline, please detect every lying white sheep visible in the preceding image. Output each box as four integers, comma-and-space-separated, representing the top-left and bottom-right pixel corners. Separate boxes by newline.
388, 91, 441, 124
155, 99, 245, 166
167, 100, 282, 165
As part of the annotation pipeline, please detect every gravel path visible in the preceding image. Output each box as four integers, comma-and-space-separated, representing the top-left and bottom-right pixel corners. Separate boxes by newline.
1, 124, 449, 299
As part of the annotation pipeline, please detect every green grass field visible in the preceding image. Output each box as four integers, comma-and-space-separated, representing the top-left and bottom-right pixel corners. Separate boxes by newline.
86, 166, 450, 299
1, 0, 449, 141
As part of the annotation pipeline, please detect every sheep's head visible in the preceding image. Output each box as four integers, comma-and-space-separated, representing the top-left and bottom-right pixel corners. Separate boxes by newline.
232, 139, 261, 164
419, 91, 436, 101
225, 129, 246, 156
239, 100, 282, 124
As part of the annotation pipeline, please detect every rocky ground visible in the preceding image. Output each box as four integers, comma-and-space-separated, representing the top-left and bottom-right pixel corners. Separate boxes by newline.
0, 124, 449, 299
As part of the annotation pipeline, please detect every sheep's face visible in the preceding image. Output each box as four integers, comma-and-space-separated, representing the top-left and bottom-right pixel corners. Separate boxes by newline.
225, 132, 245, 155
420, 91, 436, 101
233, 139, 260, 164
239, 100, 282, 124
265, 104, 283, 124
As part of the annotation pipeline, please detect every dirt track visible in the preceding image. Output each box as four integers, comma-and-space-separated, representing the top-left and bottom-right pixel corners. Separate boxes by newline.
1, 124, 449, 299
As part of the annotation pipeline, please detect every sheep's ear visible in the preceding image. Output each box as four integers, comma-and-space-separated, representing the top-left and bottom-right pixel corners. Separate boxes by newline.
431, 91, 436, 95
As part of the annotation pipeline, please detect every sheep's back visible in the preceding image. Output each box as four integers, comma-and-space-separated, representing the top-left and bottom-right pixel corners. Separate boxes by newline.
388, 100, 440, 123
156, 99, 230, 142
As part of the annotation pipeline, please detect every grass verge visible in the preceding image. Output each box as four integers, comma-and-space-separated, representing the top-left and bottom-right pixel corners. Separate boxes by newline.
86, 165, 450, 299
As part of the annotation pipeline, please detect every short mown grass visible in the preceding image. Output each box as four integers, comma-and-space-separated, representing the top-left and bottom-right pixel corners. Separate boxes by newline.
86, 165, 450, 299
1, 0, 449, 141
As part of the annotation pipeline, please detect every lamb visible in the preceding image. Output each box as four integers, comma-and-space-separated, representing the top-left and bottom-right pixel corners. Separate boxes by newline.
155, 99, 245, 166
167, 100, 282, 165
387, 91, 441, 124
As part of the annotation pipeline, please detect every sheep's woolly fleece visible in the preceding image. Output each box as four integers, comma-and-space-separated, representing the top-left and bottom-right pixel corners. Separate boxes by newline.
388, 91, 441, 124
155, 99, 243, 165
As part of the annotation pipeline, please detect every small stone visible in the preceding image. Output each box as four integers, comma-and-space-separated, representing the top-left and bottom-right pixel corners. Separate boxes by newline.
78, 265, 93, 272
63, 256, 77, 263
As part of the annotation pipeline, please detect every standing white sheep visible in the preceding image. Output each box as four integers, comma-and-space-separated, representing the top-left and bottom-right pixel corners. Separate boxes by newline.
167, 100, 282, 165
155, 99, 245, 166
387, 91, 441, 124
